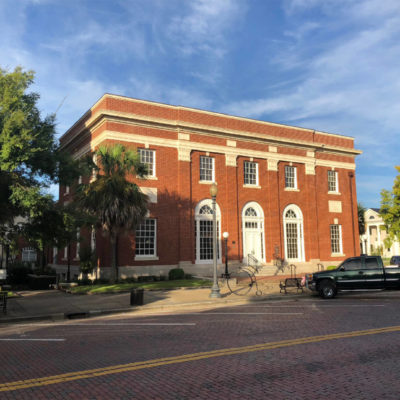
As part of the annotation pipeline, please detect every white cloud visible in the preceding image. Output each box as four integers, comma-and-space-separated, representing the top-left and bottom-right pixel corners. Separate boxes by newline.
167, 0, 244, 57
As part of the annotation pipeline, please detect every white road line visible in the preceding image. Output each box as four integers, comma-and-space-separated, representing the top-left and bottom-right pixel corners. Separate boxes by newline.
16, 323, 196, 327
200, 312, 303, 315
0, 338, 65, 341
234, 304, 385, 308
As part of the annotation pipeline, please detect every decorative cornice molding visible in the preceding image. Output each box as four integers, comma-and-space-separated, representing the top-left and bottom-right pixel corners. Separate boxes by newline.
62, 107, 362, 159
89, 130, 357, 171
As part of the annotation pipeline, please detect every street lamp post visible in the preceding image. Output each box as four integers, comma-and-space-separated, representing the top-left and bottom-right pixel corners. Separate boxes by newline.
209, 183, 221, 298
223, 231, 229, 278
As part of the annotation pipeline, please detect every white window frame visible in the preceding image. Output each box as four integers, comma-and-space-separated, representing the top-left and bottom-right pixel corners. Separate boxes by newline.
75, 229, 80, 259
139, 149, 156, 178
285, 165, 297, 189
22, 247, 37, 262
135, 218, 158, 260
242, 202, 265, 263
283, 204, 305, 262
244, 161, 259, 186
328, 170, 339, 193
199, 156, 215, 182
195, 199, 221, 264
330, 224, 343, 254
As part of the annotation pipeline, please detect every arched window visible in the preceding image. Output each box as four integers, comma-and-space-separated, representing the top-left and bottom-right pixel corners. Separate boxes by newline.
195, 199, 221, 264
242, 202, 265, 263
283, 204, 305, 261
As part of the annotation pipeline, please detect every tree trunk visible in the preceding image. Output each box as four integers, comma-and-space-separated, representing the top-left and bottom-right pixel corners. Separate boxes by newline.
110, 233, 118, 283
67, 243, 71, 282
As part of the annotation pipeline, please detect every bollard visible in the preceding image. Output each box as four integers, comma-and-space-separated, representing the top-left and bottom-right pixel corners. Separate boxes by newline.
130, 288, 144, 306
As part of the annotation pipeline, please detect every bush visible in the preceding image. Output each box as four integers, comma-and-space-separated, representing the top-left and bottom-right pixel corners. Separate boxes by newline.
32, 265, 57, 276
7, 263, 31, 285
184, 273, 193, 279
327, 265, 338, 270
168, 268, 185, 280
77, 278, 92, 286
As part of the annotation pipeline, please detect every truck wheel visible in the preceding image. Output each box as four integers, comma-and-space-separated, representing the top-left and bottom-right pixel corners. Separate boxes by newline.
319, 280, 336, 299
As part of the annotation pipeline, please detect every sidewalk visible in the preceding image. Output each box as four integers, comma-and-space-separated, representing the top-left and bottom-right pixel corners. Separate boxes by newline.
0, 276, 309, 324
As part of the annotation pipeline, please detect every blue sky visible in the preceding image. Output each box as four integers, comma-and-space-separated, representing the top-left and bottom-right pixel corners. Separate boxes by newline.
1, 0, 399, 207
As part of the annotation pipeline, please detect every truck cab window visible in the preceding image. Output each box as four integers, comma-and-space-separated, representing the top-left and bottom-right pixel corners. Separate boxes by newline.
341, 259, 362, 270
365, 258, 380, 269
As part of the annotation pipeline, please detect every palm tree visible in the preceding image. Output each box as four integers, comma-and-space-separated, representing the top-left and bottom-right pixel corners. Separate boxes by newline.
76, 144, 148, 282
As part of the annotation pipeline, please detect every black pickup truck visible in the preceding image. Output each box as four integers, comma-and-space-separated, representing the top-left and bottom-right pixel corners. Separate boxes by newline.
306, 255, 400, 299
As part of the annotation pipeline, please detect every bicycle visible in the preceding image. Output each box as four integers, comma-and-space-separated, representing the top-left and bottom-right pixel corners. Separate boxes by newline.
222, 255, 262, 296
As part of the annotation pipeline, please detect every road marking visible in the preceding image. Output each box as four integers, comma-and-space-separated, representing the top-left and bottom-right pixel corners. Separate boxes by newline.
0, 339, 65, 342
235, 304, 385, 308
200, 312, 303, 315
16, 323, 196, 327
1, 325, 400, 392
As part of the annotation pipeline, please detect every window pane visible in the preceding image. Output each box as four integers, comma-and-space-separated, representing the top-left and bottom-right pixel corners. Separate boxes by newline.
139, 149, 155, 176
285, 166, 296, 188
244, 161, 258, 185
135, 219, 156, 256
200, 156, 214, 181
286, 223, 298, 259
330, 225, 341, 253
328, 170, 337, 192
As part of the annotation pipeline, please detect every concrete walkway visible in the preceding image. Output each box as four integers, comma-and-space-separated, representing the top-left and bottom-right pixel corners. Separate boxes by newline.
0, 276, 310, 323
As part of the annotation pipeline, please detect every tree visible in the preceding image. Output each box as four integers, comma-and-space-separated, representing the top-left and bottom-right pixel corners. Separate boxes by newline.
380, 166, 400, 250
0, 66, 80, 225
76, 144, 148, 283
358, 202, 366, 236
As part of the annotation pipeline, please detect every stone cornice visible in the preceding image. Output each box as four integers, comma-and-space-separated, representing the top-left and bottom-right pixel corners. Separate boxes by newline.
61, 108, 362, 158
88, 129, 356, 171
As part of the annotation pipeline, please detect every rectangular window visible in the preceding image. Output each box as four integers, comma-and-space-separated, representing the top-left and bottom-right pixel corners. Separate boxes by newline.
200, 156, 215, 182
328, 170, 338, 192
65, 185, 70, 195
330, 224, 342, 254
244, 161, 258, 185
135, 218, 157, 256
139, 149, 156, 177
285, 166, 297, 189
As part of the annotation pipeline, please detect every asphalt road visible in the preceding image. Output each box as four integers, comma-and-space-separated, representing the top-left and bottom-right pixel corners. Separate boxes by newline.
2, 292, 400, 399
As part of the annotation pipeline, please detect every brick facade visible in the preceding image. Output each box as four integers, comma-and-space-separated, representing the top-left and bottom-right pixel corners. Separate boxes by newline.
57, 94, 362, 278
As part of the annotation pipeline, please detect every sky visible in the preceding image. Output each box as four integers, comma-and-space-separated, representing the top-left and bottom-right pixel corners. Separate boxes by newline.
1, 0, 399, 207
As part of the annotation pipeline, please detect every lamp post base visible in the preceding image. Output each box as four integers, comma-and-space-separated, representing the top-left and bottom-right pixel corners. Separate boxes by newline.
209, 284, 221, 298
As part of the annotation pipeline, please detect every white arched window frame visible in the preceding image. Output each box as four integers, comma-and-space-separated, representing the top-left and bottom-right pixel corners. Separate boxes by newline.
242, 202, 265, 263
195, 199, 221, 264
283, 204, 305, 262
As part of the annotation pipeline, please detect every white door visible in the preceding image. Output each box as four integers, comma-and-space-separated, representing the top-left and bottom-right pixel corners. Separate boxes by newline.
245, 231, 262, 260
242, 203, 265, 263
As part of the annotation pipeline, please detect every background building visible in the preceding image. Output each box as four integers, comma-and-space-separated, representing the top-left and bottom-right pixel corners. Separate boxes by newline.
360, 208, 400, 258
56, 94, 362, 278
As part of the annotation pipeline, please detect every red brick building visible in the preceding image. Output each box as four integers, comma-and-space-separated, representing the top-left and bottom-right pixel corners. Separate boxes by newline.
57, 94, 362, 279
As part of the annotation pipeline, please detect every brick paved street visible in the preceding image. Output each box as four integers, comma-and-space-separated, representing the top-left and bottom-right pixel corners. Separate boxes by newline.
2, 292, 400, 399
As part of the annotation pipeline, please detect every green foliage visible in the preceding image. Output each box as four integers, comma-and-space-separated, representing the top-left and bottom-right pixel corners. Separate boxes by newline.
380, 166, 400, 247
358, 202, 366, 236
75, 144, 149, 283
69, 279, 212, 294
78, 244, 96, 275
327, 265, 338, 270
168, 268, 185, 280
371, 245, 383, 256
0, 66, 81, 232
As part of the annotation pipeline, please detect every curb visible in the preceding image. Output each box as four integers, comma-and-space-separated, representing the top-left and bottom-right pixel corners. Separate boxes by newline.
0, 292, 308, 324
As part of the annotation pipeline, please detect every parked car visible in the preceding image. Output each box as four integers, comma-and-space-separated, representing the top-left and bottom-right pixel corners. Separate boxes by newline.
390, 256, 400, 266
306, 255, 400, 299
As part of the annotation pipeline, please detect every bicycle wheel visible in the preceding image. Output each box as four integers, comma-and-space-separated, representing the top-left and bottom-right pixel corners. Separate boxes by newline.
227, 269, 254, 296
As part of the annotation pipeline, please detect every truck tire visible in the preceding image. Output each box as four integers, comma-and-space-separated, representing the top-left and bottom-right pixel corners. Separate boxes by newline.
318, 280, 336, 299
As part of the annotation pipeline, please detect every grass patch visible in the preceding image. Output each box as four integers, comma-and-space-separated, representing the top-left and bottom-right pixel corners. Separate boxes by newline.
69, 279, 212, 294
